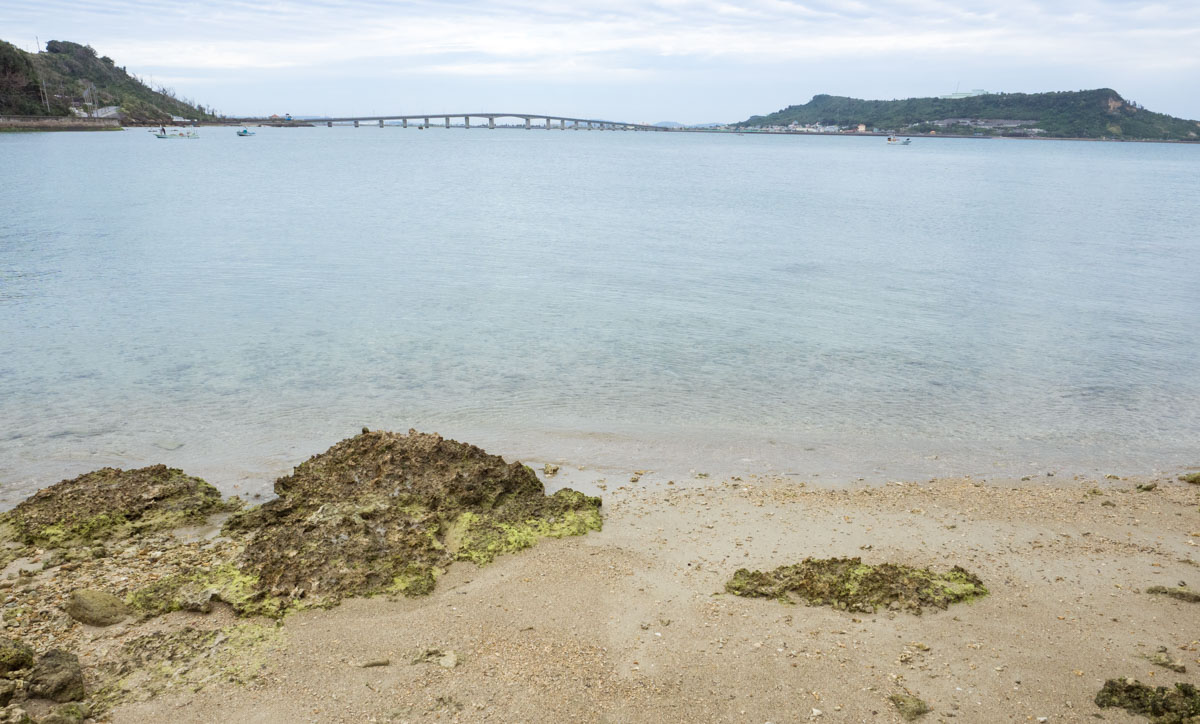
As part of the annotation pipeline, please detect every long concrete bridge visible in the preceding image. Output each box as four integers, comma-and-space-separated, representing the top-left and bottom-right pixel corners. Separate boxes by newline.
248, 113, 672, 131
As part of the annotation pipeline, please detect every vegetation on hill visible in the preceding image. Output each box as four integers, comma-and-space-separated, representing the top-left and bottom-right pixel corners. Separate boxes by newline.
740, 89, 1200, 141
0, 39, 213, 122
0, 41, 46, 115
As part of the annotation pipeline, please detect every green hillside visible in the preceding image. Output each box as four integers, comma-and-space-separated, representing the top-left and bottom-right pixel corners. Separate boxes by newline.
0, 39, 212, 122
740, 90, 1200, 141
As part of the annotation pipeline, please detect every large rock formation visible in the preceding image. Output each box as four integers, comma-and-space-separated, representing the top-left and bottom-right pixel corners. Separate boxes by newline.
219, 429, 602, 612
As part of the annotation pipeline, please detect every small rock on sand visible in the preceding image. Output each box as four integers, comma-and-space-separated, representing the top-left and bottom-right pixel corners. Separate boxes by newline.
64, 589, 130, 627
359, 659, 390, 668
890, 693, 931, 721
0, 638, 33, 674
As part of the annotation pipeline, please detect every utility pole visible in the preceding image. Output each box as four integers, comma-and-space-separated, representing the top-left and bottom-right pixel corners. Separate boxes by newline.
34, 36, 51, 112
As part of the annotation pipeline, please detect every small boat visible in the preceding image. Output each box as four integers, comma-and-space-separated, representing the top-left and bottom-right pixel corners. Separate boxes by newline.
886, 136, 912, 145
154, 130, 199, 139
237, 128, 256, 136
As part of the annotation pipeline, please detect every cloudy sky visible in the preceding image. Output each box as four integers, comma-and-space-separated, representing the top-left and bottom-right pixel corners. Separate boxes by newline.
5, 0, 1199, 122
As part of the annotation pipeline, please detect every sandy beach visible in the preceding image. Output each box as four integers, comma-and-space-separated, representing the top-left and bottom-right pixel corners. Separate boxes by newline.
5, 448, 1193, 724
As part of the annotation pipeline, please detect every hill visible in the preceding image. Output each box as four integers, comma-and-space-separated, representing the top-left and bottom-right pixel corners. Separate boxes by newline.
0, 39, 212, 123
740, 90, 1200, 141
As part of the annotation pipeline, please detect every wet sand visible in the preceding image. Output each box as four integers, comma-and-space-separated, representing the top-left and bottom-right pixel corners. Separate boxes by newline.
105, 469, 1199, 723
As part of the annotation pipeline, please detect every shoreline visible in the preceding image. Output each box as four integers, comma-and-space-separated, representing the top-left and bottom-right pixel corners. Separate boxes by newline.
4, 424, 1197, 512
5, 120, 1194, 144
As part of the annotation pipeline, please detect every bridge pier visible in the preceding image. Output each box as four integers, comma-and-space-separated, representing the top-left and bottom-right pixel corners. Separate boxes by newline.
524, 118, 531, 130
464, 116, 470, 129
545, 118, 551, 129
444, 117, 450, 128
488, 117, 495, 129
560, 119, 566, 130
423, 117, 429, 128
327, 121, 332, 127
354, 120, 359, 128
402, 118, 407, 128
378, 119, 384, 128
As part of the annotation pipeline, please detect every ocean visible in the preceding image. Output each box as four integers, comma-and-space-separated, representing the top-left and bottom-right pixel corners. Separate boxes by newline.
2, 126, 1198, 502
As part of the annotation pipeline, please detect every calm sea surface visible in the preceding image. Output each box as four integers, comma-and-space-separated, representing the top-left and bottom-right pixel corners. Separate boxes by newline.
2, 127, 1198, 501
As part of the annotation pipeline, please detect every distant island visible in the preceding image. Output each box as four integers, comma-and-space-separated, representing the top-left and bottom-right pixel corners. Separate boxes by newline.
738, 89, 1200, 141
0, 39, 211, 125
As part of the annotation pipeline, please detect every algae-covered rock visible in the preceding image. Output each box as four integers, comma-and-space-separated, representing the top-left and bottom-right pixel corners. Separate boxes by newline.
221, 430, 602, 614
3, 465, 234, 548
1095, 679, 1200, 723
0, 638, 33, 674
725, 557, 987, 614
1180, 472, 1200, 485
890, 693, 931, 720
28, 649, 84, 703
37, 703, 88, 724
64, 589, 129, 627
1147, 586, 1200, 603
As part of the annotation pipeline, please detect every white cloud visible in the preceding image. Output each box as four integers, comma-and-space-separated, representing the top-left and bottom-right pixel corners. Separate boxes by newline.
5, 0, 1199, 117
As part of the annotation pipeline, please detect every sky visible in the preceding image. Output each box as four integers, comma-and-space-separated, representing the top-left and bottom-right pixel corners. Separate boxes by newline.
4, 0, 1200, 123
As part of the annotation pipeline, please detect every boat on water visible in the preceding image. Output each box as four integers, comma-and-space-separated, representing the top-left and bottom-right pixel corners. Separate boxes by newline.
154, 129, 199, 139
886, 136, 912, 145
237, 128, 256, 136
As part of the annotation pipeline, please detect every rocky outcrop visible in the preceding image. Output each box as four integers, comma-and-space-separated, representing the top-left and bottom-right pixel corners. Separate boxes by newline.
0, 431, 602, 717
3, 465, 234, 549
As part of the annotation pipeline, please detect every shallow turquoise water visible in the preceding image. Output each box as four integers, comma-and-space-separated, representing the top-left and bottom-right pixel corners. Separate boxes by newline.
1, 127, 1198, 499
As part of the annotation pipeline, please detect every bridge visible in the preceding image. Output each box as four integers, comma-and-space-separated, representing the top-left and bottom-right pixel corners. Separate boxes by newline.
242, 113, 672, 132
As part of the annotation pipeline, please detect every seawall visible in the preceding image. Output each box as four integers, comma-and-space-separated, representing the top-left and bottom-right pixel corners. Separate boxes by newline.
0, 115, 122, 131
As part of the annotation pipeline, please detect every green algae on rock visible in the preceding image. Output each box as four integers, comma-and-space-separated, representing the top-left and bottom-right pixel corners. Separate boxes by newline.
445, 489, 603, 565
126, 562, 285, 619
725, 557, 987, 614
2, 465, 235, 548
1179, 472, 1200, 485
221, 430, 602, 613
1095, 679, 1200, 723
